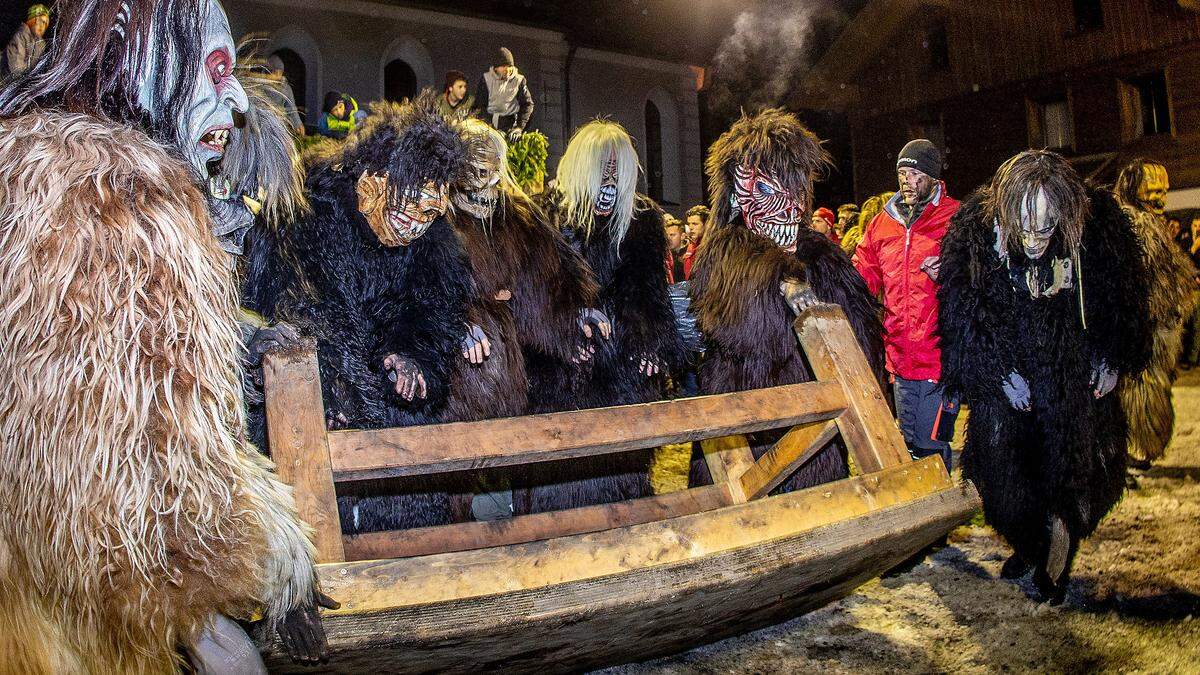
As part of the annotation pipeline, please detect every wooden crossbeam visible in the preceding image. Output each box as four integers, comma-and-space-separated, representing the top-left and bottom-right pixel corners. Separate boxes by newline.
737, 420, 842, 501
342, 484, 732, 561
327, 380, 847, 482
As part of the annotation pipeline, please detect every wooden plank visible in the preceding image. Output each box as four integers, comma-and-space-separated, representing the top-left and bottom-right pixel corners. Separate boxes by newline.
795, 305, 911, 473
700, 434, 756, 504
738, 419, 841, 501
311, 456, 955, 616
263, 348, 346, 563
342, 484, 732, 560
265, 478, 979, 673
328, 380, 847, 481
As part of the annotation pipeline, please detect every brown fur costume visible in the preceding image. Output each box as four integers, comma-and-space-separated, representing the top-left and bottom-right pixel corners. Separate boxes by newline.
688, 109, 885, 493
0, 113, 316, 673
1118, 205, 1197, 465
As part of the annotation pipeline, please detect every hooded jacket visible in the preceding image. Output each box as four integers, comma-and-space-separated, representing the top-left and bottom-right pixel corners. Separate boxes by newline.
853, 181, 960, 381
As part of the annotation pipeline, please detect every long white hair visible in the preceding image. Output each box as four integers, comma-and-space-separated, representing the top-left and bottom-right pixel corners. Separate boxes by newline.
556, 119, 641, 242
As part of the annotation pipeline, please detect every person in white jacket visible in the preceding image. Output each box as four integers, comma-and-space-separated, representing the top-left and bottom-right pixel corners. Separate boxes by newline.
472, 46, 534, 141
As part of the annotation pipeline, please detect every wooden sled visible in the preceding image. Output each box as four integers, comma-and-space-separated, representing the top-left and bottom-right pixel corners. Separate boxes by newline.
259, 305, 981, 673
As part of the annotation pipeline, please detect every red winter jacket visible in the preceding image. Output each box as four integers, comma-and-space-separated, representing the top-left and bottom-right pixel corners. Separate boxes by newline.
852, 183, 960, 381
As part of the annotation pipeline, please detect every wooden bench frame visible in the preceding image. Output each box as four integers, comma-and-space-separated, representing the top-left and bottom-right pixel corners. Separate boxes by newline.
263, 305, 914, 565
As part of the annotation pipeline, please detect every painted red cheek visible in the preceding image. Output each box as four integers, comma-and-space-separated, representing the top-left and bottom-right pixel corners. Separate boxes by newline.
205, 48, 232, 90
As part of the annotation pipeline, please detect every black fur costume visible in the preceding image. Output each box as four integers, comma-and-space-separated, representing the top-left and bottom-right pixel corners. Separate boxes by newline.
938, 174, 1152, 601
688, 109, 884, 493
250, 98, 478, 532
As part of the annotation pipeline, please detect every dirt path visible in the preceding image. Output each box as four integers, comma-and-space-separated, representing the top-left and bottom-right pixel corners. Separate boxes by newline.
605, 371, 1200, 674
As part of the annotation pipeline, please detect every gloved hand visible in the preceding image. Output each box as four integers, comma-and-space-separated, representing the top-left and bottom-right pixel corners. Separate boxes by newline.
920, 255, 941, 281
460, 323, 491, 364
1002, 371, 1031, 411
276, 590, 340, 664
780, 278, 820, 316
246, 322, 301, 366
577, 308, 612, 340
383, 354, 427, 401
633, 353, 664, 377
508, 127, 524, 142
1090, 359, 1118, 398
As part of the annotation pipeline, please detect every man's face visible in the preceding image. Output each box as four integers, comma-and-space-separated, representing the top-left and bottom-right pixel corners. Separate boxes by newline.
331, 100, 346, 119
138, 1, 249, 180
593, 149, 619, 217
1018, 188, 1057, 260
448, 80, 467, 102
493, 65, 511, 80
811, 214, 831, 234
897, 167, 934, 205
666, 226, 684, 251
686, 215, 705, 240
357, 173, 448, 247
733, 163, 806, 252
1137, 164, 1169, 216
836, 208, 857, 231
28, 15, 48, 38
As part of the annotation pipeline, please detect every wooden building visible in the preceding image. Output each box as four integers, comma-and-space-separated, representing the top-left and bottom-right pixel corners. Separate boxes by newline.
798, 0, 1200, 209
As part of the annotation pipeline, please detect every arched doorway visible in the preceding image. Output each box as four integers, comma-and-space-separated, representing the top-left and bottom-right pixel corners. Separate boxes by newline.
271, 48, 306, 120
384, 60, 418, 103
645, 100, 664, 202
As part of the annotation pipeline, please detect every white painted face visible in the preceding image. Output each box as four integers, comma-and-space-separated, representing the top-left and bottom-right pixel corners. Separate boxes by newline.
137, 0, 249, 179
1019, 188, 1057, 260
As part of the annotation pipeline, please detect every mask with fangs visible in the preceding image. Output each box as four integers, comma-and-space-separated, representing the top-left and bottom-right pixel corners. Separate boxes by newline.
732, 164, 806, 252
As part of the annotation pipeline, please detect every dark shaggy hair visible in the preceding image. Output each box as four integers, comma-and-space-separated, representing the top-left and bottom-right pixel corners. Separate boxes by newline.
1113, 157, 1166, 209
0, 0, 205, 148
337, 90, 469, 207
705, 108, 830, 230
989, 150, 1088, 260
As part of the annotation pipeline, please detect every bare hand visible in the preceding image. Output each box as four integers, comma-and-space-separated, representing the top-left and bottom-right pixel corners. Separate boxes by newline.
570, 342, 596, 364
578, 308, 613, 340
276, 591, 340, 664
383, 354, 428, 401
495, 289, 512, 301
780, 278, 820, 316
460, 323, 491, 364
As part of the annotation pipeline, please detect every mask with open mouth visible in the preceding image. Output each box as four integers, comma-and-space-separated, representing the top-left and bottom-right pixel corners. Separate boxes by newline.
732, 164, 805, 252
453, 145, 502, 220
357, 172, 448, 247
593, 149, 619, 218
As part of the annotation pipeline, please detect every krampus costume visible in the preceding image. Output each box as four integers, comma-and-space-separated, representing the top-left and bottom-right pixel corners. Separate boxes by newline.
688, 109, 884, 493
938, 150, 1152, 603
0, 0, 329, 671
256, 96, 480, 534
524, 120, 683, 513
1113, 160, 1197, 468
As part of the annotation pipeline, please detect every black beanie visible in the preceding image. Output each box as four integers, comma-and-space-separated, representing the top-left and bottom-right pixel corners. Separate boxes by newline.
896, 139, 942, 179
495, 47, 515, 67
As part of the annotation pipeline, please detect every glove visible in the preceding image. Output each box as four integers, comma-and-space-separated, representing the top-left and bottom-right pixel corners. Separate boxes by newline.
1001, 371, 1031, 411
632, 353, 664, 377
920, 255, 941, 281
383, 354, 428, 401
508, 127, 524, 142
780, 278, 820, 316
577, 308, 612, 340
1090, 360, 1118, 398
460, 323, 491, 364
246, 322, 301, 366
276, 591, 340, 664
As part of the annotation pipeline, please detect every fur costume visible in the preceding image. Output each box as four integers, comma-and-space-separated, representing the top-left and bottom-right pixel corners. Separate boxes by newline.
688, 109, 884, 494
0, 1, 324, 670
522, 120, 684, 513
0, 111, 317, 674
1114, 161, 1198, 466
938, 151, 1152, 602
255, 97, 478, 533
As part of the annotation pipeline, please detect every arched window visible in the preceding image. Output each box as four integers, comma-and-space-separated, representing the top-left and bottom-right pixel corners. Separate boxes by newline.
271, 48, 306, 119
645, 100, 664, 202
384, 60, 418, 103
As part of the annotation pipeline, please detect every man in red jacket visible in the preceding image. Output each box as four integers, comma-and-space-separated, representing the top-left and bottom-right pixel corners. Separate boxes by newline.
853, 139, 961, 471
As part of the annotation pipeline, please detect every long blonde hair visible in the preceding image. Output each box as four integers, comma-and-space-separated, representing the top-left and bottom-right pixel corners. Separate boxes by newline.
556, 119, 641, 243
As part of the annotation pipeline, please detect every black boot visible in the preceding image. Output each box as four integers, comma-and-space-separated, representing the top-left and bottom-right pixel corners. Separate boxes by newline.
999, 553, 1031, 579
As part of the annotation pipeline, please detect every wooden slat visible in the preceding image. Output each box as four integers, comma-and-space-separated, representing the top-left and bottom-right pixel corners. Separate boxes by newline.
795, 305, 911, 473
328, 380, 847, 481
342, 484, 732, 560
312, 456, 957, 616
738, 420, 841, 501
263, 349, 346, 563
701, 434, 757, 504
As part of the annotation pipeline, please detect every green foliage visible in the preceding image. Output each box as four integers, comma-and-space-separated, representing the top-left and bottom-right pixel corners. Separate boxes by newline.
507, 131, 549, 193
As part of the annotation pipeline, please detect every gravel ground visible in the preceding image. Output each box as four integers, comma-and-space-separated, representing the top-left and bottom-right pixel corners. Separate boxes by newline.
607, 370, 1200, 674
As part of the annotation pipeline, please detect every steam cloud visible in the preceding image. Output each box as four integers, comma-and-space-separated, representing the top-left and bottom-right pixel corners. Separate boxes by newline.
709, 0, 848, 115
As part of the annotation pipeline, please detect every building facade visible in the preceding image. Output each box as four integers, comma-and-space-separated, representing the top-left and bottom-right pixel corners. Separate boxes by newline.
226, 0, 704, 210
798, 0, 1200, 210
